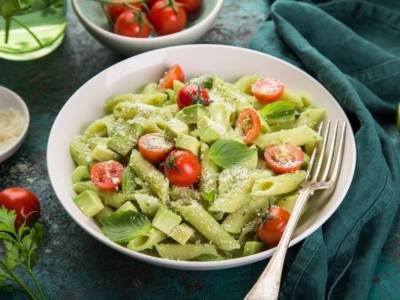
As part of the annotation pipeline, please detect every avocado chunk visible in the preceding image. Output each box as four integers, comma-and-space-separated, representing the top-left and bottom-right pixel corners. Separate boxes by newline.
166, 118, 189, 138
95, 206, 114, 223
152, 207, 182, 235
72, 181, 99, 194
198, 117, 225, 143
116, 201, 138, 213
72, 166, 90, 184
175, 133, 200, 155
169, 223, 195, 245
176, 104, 208, 124
135, 194, 161, 217
73, 190, 104, 217
107, 134, 136, 156
91, 145, 120, 161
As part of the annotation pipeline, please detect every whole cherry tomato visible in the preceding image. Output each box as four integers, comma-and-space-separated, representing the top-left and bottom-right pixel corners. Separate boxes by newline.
0, 187, 41, 229
177, 85, 210, 109
163, 150, 201, 186
176, 0, 201, 13
150, 0, 187, 36
114, 10, 152, 38
257, 206, 290, 247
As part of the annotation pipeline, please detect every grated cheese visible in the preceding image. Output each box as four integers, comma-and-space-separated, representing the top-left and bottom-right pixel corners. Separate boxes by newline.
0, 107, 25, 151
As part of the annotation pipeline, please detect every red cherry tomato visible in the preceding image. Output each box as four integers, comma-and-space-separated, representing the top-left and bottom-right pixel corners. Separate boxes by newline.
138, 133, 174, 164
177, 85, 210, 109
251, 78, 285, 103
264, 143, 304, 174
106, 0, 142, 20
176, 0, 201, 13
163, 150, 201, 187
0, 187, 40, 229
236, 108, 261, 144
147, 0, 158, 7
257, 206, 290, 247
114, 10, 151, 38
159, 64, 185, 90
150, 0, 187, 36
90, 160, 124, 190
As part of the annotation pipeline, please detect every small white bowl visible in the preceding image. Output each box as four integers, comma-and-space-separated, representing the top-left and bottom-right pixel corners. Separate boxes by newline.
47, 45, 356, 270
0, 86, 30, 163
72, 0, 224, 56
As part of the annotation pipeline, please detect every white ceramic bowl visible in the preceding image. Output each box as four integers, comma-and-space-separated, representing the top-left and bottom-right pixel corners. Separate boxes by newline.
47, 45, 356, 270
72, 0, 224, 56
0, 86, 30, 163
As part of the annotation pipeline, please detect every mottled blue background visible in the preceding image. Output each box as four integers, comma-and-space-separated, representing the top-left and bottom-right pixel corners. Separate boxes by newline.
0, 1, 398, 299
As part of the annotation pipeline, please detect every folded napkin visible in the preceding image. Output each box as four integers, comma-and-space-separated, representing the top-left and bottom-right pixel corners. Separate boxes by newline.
250, 1, 400, 299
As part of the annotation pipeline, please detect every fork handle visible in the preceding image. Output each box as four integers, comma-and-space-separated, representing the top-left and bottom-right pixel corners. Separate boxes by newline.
244, 188, 312, 300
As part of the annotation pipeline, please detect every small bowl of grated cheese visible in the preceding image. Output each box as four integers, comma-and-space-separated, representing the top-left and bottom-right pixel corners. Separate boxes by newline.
0, 86, 29, 163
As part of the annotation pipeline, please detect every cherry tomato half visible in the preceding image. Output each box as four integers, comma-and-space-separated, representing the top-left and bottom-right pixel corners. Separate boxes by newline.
257, 206, 290, 247
138, 133, 174, 164
150, 0, 187, 36
106, 0, 143, 20
163, 150, 201, 187
0, 187, 41, 229
159, 64, 185, 90
177, 85, 210, 109
251, 78, 285, 104
90, 160, 124, 190
264, 143, 304, 174
114, 10, 151, 38
176, 0, 201, 13
236, 108, 261, 144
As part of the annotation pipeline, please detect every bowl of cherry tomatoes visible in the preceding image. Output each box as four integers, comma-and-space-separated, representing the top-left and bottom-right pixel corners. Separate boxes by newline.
72, 0, 224, 56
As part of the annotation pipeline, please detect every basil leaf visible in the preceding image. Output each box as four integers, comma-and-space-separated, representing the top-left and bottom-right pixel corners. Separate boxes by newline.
202, 191, 216, 205
101, 211, 151, 243
207, 140, 256, 169
260, 100, 296, 120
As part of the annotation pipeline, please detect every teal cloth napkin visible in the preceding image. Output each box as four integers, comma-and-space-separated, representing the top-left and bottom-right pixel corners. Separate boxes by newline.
250, 1, 400, 299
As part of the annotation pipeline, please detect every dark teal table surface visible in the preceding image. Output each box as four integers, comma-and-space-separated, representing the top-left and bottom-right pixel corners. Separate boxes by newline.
0, 1, 399, 299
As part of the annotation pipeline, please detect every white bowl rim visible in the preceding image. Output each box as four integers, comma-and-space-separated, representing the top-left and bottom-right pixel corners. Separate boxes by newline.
72, 0, 224, 44
0, 86, 30, 161
47, 44, 356, 270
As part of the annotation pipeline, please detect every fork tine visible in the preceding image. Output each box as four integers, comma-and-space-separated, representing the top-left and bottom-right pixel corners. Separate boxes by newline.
328, 122, 346, 183
311, 120, 331, 182
305, 122, 324, 180
320, 121, 339, 181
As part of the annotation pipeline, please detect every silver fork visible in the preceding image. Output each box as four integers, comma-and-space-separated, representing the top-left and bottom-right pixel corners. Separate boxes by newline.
245, 120, 347, 300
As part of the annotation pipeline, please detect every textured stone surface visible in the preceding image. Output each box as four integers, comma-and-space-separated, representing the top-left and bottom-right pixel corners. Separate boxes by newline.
0, 0, 398, 299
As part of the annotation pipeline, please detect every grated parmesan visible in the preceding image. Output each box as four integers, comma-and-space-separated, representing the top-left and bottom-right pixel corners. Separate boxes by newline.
0, 107, 25, 151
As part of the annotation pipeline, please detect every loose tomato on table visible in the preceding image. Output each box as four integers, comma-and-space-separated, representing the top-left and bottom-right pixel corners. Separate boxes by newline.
0, 187, 41, 229
114, 10, 152, 38
251, 78, 285, 103
106, 0, 143, 20
163, 150, 201, 187
150, 0, 187, 36
159, 64, 185, 90
236, 108, 261, 144
176, 0, 201, 13
177, 85, 210, 109
138, 133, 174, 164
90, 160, 124, 190
264, 143, 304, 174
257, 206, 290, 247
